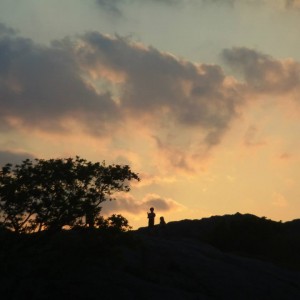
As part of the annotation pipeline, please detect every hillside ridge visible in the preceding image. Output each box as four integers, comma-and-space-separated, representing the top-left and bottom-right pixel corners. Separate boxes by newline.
1, 212, 300, 299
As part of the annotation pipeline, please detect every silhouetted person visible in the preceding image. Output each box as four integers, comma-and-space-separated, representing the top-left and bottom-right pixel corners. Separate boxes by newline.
159, 216, 166, 228
147, 207, 156, 227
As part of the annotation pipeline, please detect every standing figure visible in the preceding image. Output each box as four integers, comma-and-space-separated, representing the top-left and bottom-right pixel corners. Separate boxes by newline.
159, 216, 166, 228
147, 207, 156, 227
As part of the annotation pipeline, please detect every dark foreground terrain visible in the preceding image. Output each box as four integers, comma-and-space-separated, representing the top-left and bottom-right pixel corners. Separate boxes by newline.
1, 213, 300, 299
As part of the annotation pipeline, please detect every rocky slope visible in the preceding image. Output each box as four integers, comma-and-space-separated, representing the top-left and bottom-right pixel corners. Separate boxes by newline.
1, 213, 300, 299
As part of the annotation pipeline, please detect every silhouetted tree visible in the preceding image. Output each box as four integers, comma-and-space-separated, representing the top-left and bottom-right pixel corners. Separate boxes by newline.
0, 160, 37, 233
93, 214, 132, 232
106, 214, 132, 231
0, 157, 139, 233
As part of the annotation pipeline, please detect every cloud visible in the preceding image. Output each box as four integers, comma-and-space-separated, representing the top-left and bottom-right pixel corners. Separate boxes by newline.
153, 135, 196, 173
79, 32, 242, 143
0, 31, 121, 136
94, 0, 300, 14
0, 23, 17, 36
202, 0, 235, 6
244, 125, 266, 147
0, 29, 242, 144
0, 27, 248, 173
222, 47, 300, 95
190, 0, 300, 10
95, 0, 182, 17
202, 0, 291, 9
279, 152, 292, 160
101, 192, 184, 215
0, 150, 34, 167
285, 0, 300, 9
135, 172, 177, 187
95, 0, 123, 16
148, 0, 182, 5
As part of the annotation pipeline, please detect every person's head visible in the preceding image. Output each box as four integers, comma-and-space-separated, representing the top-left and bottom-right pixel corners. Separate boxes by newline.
150, 207, 154, 212
160, 216, 164, 221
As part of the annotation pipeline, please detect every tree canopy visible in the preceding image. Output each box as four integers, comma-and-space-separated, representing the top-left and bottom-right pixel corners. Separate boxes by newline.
0, 157, 139, 233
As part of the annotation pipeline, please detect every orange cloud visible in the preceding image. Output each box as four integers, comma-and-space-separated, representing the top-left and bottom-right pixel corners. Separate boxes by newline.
101, 192, 185, 216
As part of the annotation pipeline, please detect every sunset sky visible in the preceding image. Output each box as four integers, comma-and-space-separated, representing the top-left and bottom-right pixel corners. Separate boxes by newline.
1, 0, 300, 228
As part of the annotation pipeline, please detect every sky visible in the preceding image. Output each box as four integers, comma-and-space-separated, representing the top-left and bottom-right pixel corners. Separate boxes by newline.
0, 0, 300, 228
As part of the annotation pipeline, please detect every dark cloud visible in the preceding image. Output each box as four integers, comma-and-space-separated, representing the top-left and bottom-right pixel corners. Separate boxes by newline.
96, 0, 123, 16
79, 32, 242, 148
203, 0, 300, 9
0, 26, 244, 170
0, 23, 17, 36
0, 31, 120, 135
285, 0, 293, 6
285, 0, 300, 9
222, 47, 300, 94
149, 0, 181, 4
94, 0, 181, 17
94, 0, 300, 14
201, 0, 299, 9
94, 0, 198, 17
202, 0, 235, 6
95, 0, 181, 12
0, 150, 34, 167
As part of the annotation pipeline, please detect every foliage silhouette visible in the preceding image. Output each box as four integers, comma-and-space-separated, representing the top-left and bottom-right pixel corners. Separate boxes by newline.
0, 157, 139, 233
106, 214, 132, 231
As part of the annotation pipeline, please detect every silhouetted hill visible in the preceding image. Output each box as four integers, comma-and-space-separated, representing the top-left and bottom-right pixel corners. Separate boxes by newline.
138, 213, 300, 270
1, 213, 300, 299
